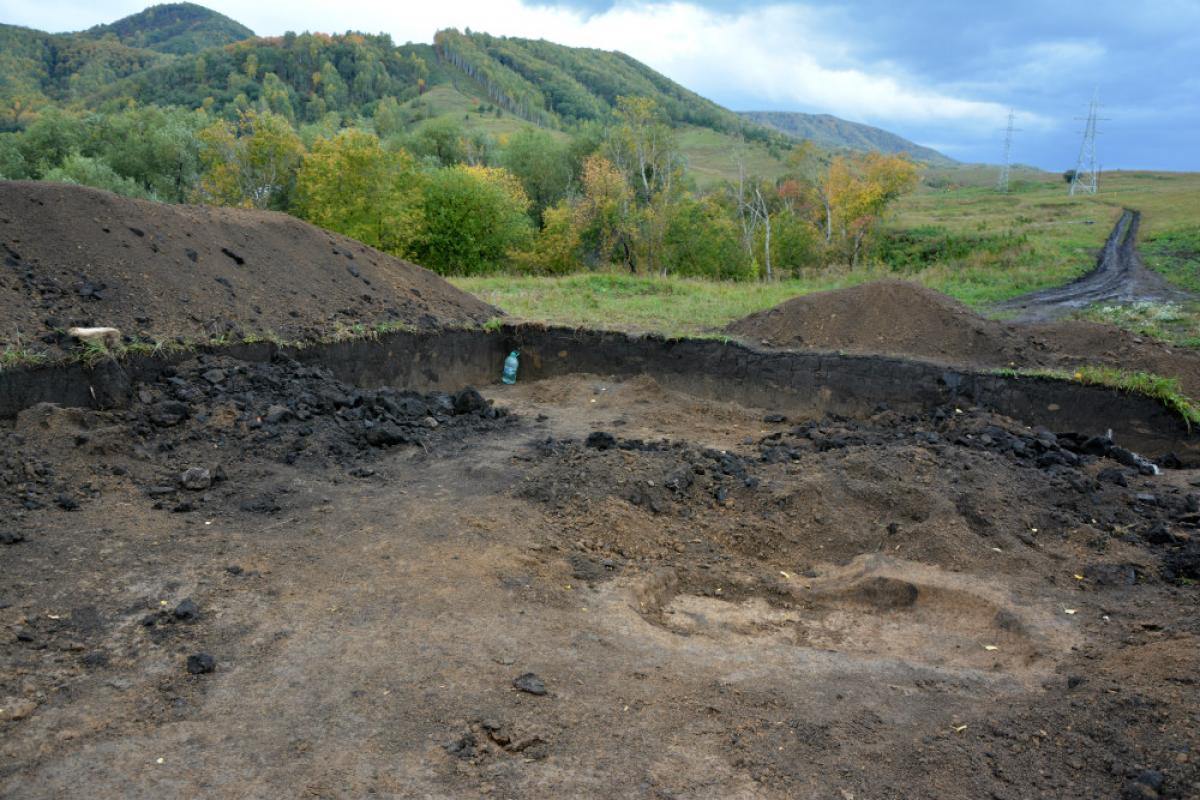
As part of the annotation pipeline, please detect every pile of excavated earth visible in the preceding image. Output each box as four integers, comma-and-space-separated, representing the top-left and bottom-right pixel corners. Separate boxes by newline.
727, 280, 1200, 396
0, 181, 497, 356
2, 184, 1199, 799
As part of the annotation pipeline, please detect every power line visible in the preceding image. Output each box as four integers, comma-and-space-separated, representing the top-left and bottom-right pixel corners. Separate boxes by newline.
996, 109, 1021, 193
1070, 89, 1107, 196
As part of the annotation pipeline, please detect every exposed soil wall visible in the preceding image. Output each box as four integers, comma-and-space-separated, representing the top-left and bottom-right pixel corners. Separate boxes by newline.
3, 325, 1196, 462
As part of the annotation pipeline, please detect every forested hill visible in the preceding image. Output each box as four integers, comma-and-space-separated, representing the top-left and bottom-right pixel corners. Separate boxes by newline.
82, 3, 254, 55
0, 3, 945, 165
431, 29, 747, 135
740, 111, 955, 165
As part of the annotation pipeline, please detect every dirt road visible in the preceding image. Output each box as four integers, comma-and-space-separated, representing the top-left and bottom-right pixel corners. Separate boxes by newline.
994, 209, 1192, 321
2, 359, 1199, 799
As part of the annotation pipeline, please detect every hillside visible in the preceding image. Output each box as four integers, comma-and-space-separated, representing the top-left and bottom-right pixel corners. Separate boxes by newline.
82, 2, 253, 55
739, 110, 954, 165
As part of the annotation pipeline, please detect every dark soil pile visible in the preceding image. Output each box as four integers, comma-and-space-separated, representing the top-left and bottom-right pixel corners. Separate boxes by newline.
1, 353, 513, 520
726, 281, 1018, 363
0, 181, 497, 355
727, 280, 1200, 396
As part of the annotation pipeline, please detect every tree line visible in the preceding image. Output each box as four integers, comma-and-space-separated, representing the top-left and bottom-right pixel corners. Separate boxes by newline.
0, 97, 917, 279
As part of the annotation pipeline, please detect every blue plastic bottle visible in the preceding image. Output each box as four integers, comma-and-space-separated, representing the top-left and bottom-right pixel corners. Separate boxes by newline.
501, 351, 520, 384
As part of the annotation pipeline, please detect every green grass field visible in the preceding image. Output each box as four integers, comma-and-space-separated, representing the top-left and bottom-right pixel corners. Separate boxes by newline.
453, 169, 1200, 344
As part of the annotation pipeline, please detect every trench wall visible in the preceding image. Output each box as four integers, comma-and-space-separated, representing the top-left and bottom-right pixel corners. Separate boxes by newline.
1, 324, 1196, 463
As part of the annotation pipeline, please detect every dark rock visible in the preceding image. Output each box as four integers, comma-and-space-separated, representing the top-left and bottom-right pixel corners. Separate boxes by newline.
365, 424, 409, 447
0, 531, 25, 545
1080, 434, 1114, 456
186, 653, 215, 674
201, 369, 226, 385
225, 565, 244, 576
453, 387, 486, 414
173, 598, 199, 622
1098, 467, 1129, 487
55, 494, 79, 511
664, 468, 693, 493
444, 732, 476, 758
180, 467, 212, 491
149, 401, 189, 427
264, 405, 292, 425
512, 672, 547, 695
585, 431, 617, 451
1134, 769, 1165, 792
1144, 522, 1177, 545
763, 414, 787, 424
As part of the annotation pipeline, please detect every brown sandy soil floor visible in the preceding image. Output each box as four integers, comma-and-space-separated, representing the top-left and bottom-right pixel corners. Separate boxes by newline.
2, 365, 1200, 799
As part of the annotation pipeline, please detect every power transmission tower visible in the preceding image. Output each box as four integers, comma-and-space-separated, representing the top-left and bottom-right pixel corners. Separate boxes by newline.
996, 109, 1021, 192
1069, 90, 1105, 196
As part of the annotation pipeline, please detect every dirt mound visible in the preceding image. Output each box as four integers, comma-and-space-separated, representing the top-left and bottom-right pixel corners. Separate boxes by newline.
728, 280, 1200, 396
0, 181, 497, 355
726, 280, 1019, 363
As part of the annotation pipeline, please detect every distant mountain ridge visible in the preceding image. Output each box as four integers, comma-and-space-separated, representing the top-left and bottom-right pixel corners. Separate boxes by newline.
739, 110, 955, 165
82, 3, 253, 54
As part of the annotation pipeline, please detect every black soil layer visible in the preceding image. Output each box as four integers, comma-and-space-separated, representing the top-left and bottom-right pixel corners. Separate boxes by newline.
726, 279, 1200, 397
0, 354, 513, 519
0, 181, 497, 355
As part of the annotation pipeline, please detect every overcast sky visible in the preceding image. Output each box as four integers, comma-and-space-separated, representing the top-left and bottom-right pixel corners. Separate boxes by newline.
3, 0, 1198, 169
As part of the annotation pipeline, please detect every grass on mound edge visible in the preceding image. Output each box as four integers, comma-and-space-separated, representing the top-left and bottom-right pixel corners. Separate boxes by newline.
996, 365, 1200, 430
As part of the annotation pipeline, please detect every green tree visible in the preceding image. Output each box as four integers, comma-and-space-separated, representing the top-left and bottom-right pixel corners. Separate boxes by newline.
410, 117, 465, 166
661, 196, 752, 279
293, 129, 424, 256
195, 110, 304, 209
42, 153, 153, 199
414, 164, 532, 274
502, 127, 572, 224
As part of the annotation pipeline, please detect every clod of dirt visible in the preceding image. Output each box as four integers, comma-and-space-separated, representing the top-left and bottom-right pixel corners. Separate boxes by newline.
512, 672, 547, 695
186, 653, 215, 675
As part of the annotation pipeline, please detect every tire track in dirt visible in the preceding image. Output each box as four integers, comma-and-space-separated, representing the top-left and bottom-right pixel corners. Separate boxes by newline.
994, 209, 1194, 321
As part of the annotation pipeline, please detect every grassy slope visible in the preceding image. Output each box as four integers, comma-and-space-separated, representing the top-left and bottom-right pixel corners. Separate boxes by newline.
889, 169, 1200, 306
407, 83, 788, 186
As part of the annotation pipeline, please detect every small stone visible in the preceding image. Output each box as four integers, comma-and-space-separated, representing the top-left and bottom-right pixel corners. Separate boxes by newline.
55, 494, 79, 511
585, 431, 617, 450
202, 369, 226, 385
180, 467, 212, 491
512, 672, 547, 696
0, 531, 25, 545
186, 653, 215, 675
264, 405, 292, 425
421, 416, 439, 429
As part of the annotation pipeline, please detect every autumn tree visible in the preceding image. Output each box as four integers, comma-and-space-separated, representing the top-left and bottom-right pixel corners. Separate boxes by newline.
823, 152, 918, 266
293, 129, 423, 256
574, 153, 636, 270
195, 110, 304, 209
